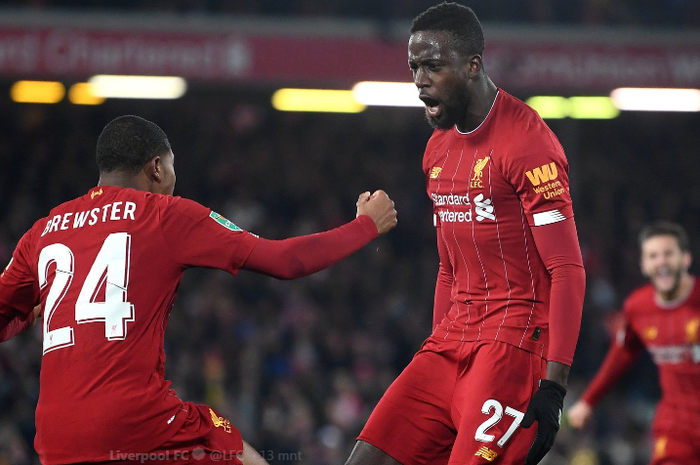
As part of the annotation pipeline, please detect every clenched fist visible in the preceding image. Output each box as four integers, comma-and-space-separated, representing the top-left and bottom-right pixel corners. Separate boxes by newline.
356, 190, 398, 236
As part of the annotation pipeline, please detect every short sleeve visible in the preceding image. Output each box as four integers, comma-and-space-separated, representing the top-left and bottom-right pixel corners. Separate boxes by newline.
0, 230, 40, 322
500, 121, 573, 227
158, 196, 259, 275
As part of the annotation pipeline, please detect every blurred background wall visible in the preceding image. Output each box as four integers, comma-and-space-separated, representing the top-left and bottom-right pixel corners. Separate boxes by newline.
1, 1, 700, 464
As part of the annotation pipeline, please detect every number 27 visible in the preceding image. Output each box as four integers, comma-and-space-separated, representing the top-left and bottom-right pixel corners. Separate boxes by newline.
474, 399, 524, 447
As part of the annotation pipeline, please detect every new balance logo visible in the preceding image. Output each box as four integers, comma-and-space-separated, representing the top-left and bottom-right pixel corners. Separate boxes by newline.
429, 167, 442, 179
474, 446, 498, 462
525, 163, 558, 186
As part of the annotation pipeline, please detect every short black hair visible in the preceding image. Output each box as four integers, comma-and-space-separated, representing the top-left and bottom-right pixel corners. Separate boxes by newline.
96, 115, 171, 174
410, 2, 485, 57
639, 221, 690, 252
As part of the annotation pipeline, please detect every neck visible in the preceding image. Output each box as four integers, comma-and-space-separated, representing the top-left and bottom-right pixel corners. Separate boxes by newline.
456, 76, 498, 133
98, 172, 149, 191
658, 274, 693, 303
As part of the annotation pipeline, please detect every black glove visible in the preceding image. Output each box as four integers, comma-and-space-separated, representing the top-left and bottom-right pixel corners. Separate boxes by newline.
520, 379, 566, 465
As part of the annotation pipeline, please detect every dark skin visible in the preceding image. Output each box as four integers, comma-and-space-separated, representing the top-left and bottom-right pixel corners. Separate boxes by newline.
408, 30, 497, 133
347, 28, 572, 465
408, 29, 570, 388
98, 150, 177, 196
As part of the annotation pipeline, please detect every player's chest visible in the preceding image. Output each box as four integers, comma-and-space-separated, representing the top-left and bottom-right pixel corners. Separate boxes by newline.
632, 307, 700, 346
426, 147, 515, 223
631, 306, 700, 364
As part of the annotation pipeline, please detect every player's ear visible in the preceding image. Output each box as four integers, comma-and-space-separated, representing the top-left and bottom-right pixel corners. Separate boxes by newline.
146, 156, 162, 183
639, 257, 650, 277
467, 54, 482, 78
683, 251, 692, 270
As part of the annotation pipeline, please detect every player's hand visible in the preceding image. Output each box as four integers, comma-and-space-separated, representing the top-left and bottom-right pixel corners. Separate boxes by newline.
356, 190, 397, 236
521, 379, 566, 465
566, 400, 592, 429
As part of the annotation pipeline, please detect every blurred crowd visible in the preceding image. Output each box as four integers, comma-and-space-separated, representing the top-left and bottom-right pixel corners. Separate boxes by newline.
1, 86, 700, 465
2, 0, 700, 29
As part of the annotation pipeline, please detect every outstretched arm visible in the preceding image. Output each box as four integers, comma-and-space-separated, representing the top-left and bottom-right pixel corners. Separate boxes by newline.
242, 190, 397, 279
567, 323, 642, 428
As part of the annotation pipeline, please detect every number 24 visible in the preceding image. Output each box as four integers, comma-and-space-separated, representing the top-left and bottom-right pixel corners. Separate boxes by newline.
38, 233, 135, 355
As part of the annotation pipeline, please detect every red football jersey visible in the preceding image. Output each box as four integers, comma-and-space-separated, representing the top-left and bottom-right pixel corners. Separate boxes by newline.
424, 90, 574, 358
582, 279, 700, 439
0, 186, 258, 464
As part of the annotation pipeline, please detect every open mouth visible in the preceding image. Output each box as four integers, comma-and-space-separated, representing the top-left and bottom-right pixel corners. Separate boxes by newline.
653, 268, 676, 287
420, 95, 441, 117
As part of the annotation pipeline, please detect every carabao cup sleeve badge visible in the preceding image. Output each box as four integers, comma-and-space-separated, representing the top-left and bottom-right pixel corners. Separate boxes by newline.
209, 211, 242, 231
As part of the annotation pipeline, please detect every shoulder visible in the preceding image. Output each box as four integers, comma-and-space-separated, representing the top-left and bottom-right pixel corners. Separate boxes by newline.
495, 91, 565, 154
622, 284, 656, 314
425, 128, 453, 150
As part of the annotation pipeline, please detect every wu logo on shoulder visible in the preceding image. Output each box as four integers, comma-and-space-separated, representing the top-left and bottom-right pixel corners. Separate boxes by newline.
209, 211, 242, 231
525, 163, 558, 186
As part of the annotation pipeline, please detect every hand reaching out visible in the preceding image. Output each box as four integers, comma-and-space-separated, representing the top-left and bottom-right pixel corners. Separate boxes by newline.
566, 400, 593, 430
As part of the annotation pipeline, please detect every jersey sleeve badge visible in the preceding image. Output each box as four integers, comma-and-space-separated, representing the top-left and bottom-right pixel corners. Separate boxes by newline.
209, 211, 242, 232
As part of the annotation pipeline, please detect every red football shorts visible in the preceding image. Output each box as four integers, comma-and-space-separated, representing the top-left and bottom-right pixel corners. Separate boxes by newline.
358, 337, 547, 465
91, 402, 244, 464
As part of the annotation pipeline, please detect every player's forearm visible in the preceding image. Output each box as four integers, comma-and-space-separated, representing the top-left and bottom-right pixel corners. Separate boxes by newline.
242, 215, 378, 279
547, 262, 586, 365
580, 341, 640, 407
545, 361, 570, 388
530, 218, 586, 365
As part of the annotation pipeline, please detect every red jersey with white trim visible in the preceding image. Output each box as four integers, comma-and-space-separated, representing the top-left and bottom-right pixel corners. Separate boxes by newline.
0, 186, 258, 464
424, 90, 574, 357
582, 279, 700, 438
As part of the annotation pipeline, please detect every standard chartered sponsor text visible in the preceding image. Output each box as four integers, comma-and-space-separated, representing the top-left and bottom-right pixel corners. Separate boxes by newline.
431, 193, 470, 206
438, 209, 473, 223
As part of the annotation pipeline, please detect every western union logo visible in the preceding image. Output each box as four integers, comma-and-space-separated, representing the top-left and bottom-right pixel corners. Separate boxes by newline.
429, 167, 442, 179
474, 446, 498, 462
525, 163, 558, 186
